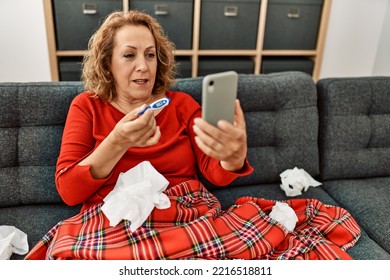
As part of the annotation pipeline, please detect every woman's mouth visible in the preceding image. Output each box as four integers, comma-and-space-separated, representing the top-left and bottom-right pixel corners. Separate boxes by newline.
133, 79, 148, 84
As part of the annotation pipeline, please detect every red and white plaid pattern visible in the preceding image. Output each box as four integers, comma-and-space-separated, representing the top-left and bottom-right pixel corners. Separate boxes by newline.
25, 180, 360, 260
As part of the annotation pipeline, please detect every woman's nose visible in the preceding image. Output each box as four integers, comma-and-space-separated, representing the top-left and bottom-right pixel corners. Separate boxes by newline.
135, 56, 148, 72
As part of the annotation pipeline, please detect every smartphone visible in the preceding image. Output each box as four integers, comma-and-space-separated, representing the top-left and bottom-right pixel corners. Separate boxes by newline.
202, 71, 238, 126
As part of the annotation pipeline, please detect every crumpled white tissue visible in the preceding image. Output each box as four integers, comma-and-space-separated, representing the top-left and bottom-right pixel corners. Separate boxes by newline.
269, 202, 298, 232
279, 167, 322, 197
101, 161, 171, 231
0, 225, 29, 260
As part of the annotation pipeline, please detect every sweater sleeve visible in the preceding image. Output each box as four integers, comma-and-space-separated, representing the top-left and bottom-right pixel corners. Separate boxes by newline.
181, 94, 254, 186
55, 94, 112, 206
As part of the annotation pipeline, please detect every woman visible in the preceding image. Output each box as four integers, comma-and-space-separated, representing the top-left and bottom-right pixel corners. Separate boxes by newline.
54, 10, 252, 212
25, 10, 359, 260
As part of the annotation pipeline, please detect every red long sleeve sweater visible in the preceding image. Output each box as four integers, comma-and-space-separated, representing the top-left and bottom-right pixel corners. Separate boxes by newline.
55, 90, 253, 211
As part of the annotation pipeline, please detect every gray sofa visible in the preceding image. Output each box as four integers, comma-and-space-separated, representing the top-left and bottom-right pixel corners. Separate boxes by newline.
0, 72, 389, 260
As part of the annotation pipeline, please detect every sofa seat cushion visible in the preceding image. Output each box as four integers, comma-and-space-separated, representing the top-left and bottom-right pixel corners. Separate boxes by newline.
317, 77, 390, 180
347, 228, 390, 260
322, 177, 390, 253
0, 204, 81, 259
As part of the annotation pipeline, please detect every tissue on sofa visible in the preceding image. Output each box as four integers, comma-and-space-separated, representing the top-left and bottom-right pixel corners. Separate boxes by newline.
101, 161, 171, 231
0, 226, 29, 260
279, 167, 322, 197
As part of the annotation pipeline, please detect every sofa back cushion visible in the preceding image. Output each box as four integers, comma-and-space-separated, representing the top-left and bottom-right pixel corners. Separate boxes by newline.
172, 72, 320, 186
317, 77, 390, 180
0, 82, 84, 207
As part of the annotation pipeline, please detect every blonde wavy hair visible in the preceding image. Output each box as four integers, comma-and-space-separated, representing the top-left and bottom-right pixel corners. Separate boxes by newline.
82, 10, 177, 102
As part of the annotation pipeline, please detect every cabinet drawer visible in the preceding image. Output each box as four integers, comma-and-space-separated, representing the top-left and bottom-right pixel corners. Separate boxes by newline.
263, 0, 324, 50
53, 0, 122, 50
198, 57, 255, 76
130, 0, 194, 50
261, 56, 314, 75
176, 56, 192, 78
58, 58, 83, 81
200, 0, 261, 50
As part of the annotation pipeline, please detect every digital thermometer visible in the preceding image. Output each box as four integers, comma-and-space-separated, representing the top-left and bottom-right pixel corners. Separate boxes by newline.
137, 97, 170, 115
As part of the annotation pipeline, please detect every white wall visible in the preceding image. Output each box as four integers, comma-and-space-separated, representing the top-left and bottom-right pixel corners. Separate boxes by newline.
0, 0, 389, 82
319, 0, 390, 78
0, 0, 51, 82
373, 1, 390, 76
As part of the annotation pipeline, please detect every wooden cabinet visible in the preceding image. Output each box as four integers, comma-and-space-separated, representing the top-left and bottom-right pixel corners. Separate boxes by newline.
43, 0, 332, 81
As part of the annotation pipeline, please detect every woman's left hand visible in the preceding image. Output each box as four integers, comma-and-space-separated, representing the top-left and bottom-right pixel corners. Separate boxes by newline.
193, 99, 248, 172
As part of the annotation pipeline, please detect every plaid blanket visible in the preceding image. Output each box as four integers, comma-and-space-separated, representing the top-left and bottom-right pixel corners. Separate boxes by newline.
25, 180, 360, 260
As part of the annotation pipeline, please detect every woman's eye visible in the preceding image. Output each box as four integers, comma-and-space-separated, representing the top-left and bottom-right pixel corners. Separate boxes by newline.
123, 53, 134, 59
146, 53, 156, 59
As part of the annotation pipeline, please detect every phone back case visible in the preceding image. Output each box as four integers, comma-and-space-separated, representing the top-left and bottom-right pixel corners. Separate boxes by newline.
202, 71, 238, 126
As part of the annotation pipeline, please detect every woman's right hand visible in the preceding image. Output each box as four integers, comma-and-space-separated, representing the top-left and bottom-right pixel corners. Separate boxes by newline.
78, 104, 160, 180
110, 105, 161, 149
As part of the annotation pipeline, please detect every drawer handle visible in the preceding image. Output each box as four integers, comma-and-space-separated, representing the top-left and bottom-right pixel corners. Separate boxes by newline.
82, 3, 97, 15
287, 8, 300, 19
154, 4, 169, 16
224, 6, 238, 17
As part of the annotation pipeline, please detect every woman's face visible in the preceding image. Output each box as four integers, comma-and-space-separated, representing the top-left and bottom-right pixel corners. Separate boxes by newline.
110, 24, 157, 102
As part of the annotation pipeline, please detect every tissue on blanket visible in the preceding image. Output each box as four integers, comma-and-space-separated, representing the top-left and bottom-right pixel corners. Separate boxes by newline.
0, 226, 29, 260
269, 202, 298, 232
280, 167, 322, 197
101, 161, 171, 231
